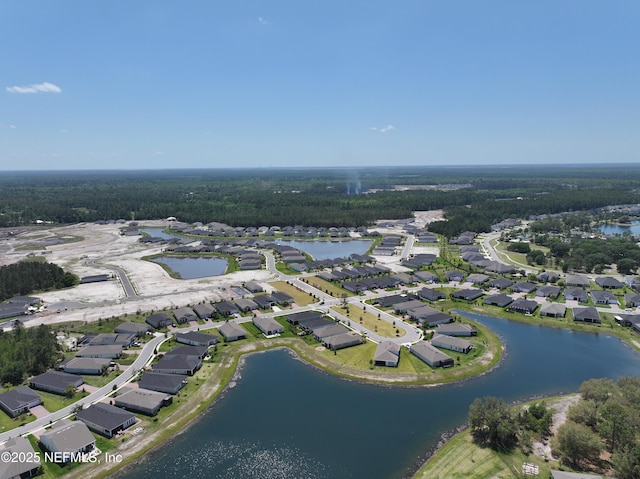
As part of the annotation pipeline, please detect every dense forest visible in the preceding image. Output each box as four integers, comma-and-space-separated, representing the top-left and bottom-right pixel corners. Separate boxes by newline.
1, 165, 640, 234
0, 261, 78, 301
0, 324, 62, 386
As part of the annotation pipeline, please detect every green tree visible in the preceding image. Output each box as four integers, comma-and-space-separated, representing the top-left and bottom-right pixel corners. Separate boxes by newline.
468, 396, 518, 450
553, 422, 603, 467
612, 445, 640, 479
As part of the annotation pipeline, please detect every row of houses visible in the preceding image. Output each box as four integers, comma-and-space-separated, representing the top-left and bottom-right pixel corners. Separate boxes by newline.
283, 310, 364, 350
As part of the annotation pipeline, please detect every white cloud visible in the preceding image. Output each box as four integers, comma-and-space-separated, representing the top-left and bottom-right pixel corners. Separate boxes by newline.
6, 82, 62, 94
370, 124, 395, 133
258, 17, 267, 24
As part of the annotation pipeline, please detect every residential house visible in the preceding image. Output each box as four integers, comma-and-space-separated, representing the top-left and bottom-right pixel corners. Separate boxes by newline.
115, 321, 151, 335
540, 303, 567, 318
573, 307, 601, 323
89, 333, 136, 347
153, 354, 202, 376
451, 289, 484, 302
489, 278, 514, 290
624, 293, 640, 307
483, 294, 513, 308
219, 322, 248, 342
76, 402, 136, 438
244, 281, 264, 293
418, 288, 446, 302
0, 386, 41, 418
508, 298, 538, 315
138, 372, 187, 395
253, 316, 285, 336
173, 307, 197, 324
373, 341, 400, 367
392, 299, 425, 314
175, 331, 218, 347
410, 341, 454, 368
253, 294, 277, 309
0, 436, 41, 478
214, 301, 239, 316
595, 277, 624, 289
114, 388, 172, 416
61, 357, 111, 375
322, 332, 364, 350
445, 271, 465, 282
413, 271, 439, 283
193, 303, 215, 320
435, 323, 477, 337
590, 290, 618, 305
146, 313, 174, 329
29, 371, 84, 396
564, 289, 589, 303
39, 419, 95, 462
536, 285, 561, 299
271, 291, 294, 305
431, 335, 472, 354
312, 323, 349, 341
512, 282, 537, 294
235, 298, 258, 312
284, 310, 323, 325
466, 273, 490, 285
76, 345, 122, 359
566, 274, 590, 288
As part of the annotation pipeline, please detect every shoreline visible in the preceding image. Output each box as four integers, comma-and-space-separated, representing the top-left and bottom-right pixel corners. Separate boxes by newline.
77, 329, 502, 479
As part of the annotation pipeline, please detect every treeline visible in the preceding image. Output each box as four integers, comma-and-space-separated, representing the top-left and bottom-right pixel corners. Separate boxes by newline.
0, 261, 78, 301
1, 167, 639, 231
469, 377, 640, 479
554, 378, 640, 478
0, 324, 62, 386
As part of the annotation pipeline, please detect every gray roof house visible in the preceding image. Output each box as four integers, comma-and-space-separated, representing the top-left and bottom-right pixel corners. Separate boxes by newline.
175, 331, 218, 347
146, 313, 174, 329
573, 306, 601, 323
590, 290, 618, 305
451, 289, 484, 302
115, 321, 151, 335
419, 288, 446, 302
235, 298, 258, 312
483, 293, 513, 308
89, 333, 136, 347
138, 372, 187, 395
312, 323, 349, 341
512, 282, 537, 294
564, 288, 589, 303
489, 278, 514, 290
76, 402, 136, 438
392, 299, 426, 314
253, 294, 277, 309
61, 357, 111, 375
76, 344, 123, 359
420, 312, 454, 327
0, 386, 41, 418
214, 301, 239, 316
193, 303, 215, 319
0, 436, 41, 478
624, 293, 640, 307
540, 303, 567, 318
284, 310, 324, 325
466, 273, 490, 285
410, 341, 454, 368
219, 322, 248, 342
322, 332, 364, 350
414, 271, 439, 283
595, 277, 624, 289
373, 341, 400, 367
536, 285, 561, 299
39, 419, 95, 462
566, 274, 590, 287
431, 335, 472, 354
507, 298, 538, 315
253, 316, 285, 336
114, 388, 172, 416
435, 323, 477, 337
244, 281, 264, 293
30, 371, 84, 396
173, 307, 197, 324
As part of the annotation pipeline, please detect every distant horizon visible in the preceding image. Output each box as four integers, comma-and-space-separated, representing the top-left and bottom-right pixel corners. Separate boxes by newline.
1, 161, 640, 174
2, 1, 638, 170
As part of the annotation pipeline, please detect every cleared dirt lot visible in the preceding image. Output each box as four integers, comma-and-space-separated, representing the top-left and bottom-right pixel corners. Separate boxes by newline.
3, 221, 274, 327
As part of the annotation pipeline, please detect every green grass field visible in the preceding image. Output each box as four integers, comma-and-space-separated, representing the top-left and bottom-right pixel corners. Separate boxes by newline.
331, 304, 405, 337
269, 280, 316, 306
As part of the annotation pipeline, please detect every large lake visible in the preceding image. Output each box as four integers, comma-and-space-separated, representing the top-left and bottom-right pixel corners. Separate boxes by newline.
119, 313, 640, 479
276, 239, 373, 260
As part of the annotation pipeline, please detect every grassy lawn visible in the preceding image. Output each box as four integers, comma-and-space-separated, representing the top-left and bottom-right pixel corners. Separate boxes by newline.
81, 370, 123, 388
415, 429, 553, 479
269, 280, 316, 306
318, 340, 374, 366
0, 407, 36, 434
275, 262, 300, 275
301, 276, 352, 297
331, 304, 405, 337
38, 389, 89, 413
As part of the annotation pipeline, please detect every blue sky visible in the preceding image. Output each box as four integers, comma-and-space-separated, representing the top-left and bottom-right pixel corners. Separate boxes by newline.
1, 1, 638, 170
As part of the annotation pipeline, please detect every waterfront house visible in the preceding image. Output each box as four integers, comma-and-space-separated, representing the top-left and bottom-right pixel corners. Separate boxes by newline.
483, 293, 513, 308
573, 307, 601, 323
409, 341, 454, 368
322, 332, 364, 350
590, 290, 618, 305
431, 334, 472, 354
114, 388, 172, 416
138, 372, 187, 395
373, 341, 400, 367
540, 303, 567, 318
507, 298, 538, 315
435, 323, 477, 337
76, 402, 136, 438
451, 289, 484, 302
